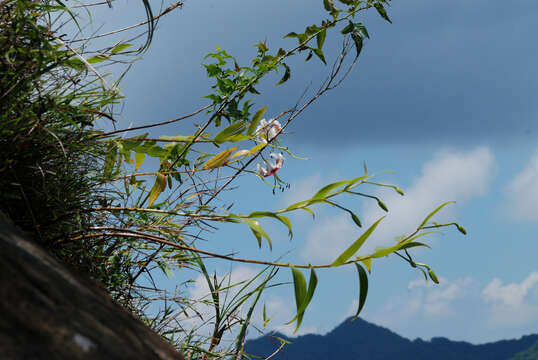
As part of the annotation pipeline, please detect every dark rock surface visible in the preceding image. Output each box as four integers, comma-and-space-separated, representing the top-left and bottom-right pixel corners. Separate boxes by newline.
0, 215, 184, 360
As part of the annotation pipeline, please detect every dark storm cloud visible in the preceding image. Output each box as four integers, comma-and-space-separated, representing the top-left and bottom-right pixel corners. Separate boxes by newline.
107, 0, 538, 146
285, 0, 538, 146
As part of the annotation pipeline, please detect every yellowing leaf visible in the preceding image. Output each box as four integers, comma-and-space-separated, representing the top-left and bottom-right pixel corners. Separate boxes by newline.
202, 147, 238, 170
361, 258, 372, 273
148, 173, 167, 207
134, 152, 145, 170
230, 149, 250, 160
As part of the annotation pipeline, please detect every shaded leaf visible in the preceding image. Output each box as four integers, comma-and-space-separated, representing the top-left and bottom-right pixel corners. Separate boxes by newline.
353, 263, 368, 318
374, 2, 392, 23
276, 63, 291, 85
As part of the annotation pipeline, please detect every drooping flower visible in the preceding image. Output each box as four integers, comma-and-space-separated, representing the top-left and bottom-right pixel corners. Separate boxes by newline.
255, 118, 282, 143
257, 152, 284, 177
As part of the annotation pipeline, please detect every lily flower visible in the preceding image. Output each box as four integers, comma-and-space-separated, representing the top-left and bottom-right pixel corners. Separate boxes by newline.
255, 118, 282, 143
257, 152, 284, 177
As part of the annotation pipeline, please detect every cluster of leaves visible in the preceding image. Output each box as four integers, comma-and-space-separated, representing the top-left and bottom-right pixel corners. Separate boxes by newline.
1, 0, 468, 359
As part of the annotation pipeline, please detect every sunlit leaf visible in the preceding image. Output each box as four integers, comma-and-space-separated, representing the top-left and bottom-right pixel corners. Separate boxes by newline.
248, 211, 293, 239
148, 173, 167, 207
311, 180, 350, 200
244, 219, 272, 249
134, 152, 145, 170
418, 201, 455, 229
214, 121, 246, 144
247, 107, 268, 135
361, 258, 372, 273
202, 147, 238, 170
332, 216, 384, 266
111, 43, 132, 54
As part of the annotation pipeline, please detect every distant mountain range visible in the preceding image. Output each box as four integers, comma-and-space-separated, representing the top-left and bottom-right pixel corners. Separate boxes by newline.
245, 317, 538, 360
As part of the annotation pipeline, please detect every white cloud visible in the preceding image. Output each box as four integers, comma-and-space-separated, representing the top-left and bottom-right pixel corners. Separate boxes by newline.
360, 147, 496, 252
481, 272, 538, 327
505, 152, 538, 220
300, 147, 496, 260
283, 173, 323, 206
364, 272, 538, 343
482, 272, 538, 308
301, 213, 361, 263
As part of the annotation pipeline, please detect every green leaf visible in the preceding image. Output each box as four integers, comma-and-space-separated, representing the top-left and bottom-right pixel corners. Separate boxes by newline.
353, 263, 369, 318
338, 0, 354, 4
377, 200, 388, 212
284, 32, 299, 39
134, 152, 145, 170
317, 29, 327, 49
248, 211, 293, 239
374, 2, 392, 24
398, 241, 431, 250
291, 267, 306, 320
332, 216, 384, 266
311, 180, 350, 200
288, 268, 318, 332
418, 201, 455, 229
214, 121, 246, 144
103, 142, 117, 179
111, 43, 132, 54
244, 219, 272, 249
456, 224, 467, 235
247, 107, 268, 135
428, 268, 439, 284
276, 63, 291, 85
148, 173, 167, 207
312, 48, 326, 64
87, 54, 109, 63
341, 21, 354, 35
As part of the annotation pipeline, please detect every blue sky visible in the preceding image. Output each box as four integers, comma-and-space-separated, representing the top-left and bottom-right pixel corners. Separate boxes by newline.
90, 0, 538, 344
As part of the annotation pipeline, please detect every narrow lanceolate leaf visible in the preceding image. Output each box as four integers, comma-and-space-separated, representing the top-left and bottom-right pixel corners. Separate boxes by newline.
148, 173, 167, 207
311, 180, 350, 200
202, 147, 238, 170
374, 2, 392, 23
247, 106, 268, 135
317, 29, 327, 49
103, 141, 117, 178
353, 263, 369, 318
331, 217, 384, 266
248, 211, 293, 239
111, 43, 132, 54
418, 201, 455, 229
244, 219, 272, 249
277, 63, 291, 85
214, 121, 246, 144
291, 267, 306, 319
288, 268, 318, 332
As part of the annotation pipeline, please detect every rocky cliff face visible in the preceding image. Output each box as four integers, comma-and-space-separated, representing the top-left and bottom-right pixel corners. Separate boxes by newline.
0, 215, 184, 360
